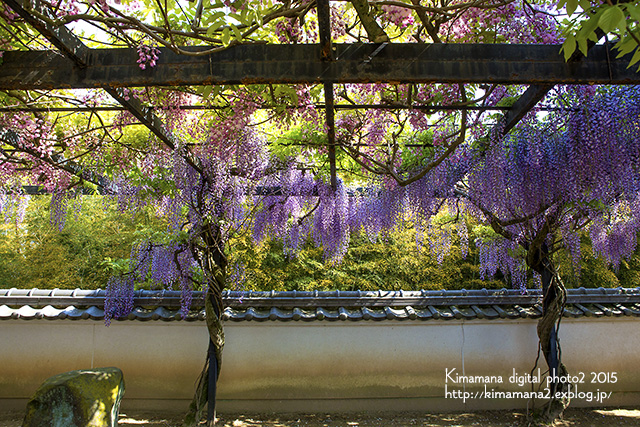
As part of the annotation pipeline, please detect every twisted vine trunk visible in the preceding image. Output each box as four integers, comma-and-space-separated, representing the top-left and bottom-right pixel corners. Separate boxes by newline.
529, 244, 569, 424
184, 226, 227, 427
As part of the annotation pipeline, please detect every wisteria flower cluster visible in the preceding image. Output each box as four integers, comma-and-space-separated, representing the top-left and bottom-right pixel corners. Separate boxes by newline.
465, 85, 640, 280
381, 5, 414, 28
136, 44, 160, 70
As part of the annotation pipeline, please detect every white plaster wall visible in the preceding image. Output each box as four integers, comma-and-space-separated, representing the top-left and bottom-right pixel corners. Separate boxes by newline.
0, 317, 638, 413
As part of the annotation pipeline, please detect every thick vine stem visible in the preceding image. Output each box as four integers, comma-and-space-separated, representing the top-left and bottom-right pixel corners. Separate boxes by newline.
527, 247, 569, 426
534, 272, 569, 424
184, 273, 225, 427
184, 226, 227, 427
183, 359, 209, 427
350, 0, 390, 42
206, 268, 226, 380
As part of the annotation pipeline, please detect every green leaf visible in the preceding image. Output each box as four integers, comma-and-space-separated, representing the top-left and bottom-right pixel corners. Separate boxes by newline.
212, 11, 226, 20
562, 34, 577, 61
580, 9, 603, 37
221, 27, 231, 46
627, 47, 640, 67
201, 85, 213, 100
577, 37, 588, 57
273, 85, 283, 99
231, 24, 243, 41
615, 37, 638, 57
578, 0, 592, 12
210, 85, 221, 100
625, 4, 640, 23
599, 6, 626, 33
206, 21, 225, 37
253, 9, 263, 26
239, 8, 250, 25
566, 0, 579, 17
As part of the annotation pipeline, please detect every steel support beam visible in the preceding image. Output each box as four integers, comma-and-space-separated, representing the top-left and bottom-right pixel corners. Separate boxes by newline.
3, 0, 89, 65
0, 104, 513, 113
499, 84, 555, 134
1, 43, 639, 91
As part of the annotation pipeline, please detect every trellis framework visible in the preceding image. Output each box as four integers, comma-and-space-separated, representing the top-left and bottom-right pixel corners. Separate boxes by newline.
2, 0, 640, 191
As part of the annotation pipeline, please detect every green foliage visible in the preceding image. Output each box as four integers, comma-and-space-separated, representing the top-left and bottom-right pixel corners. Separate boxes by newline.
555, 238, 621, 289
230, 228, 507, 292
2, 197, 639, 291
0, 196, 163, 290
560, 1, 640, 70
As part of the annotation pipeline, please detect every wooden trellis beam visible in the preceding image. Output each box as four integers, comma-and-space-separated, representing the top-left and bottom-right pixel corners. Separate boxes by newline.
1, 43, 639, 91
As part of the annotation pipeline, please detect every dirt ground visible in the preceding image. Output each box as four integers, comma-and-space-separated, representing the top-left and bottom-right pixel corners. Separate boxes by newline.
1, 408, 639, 427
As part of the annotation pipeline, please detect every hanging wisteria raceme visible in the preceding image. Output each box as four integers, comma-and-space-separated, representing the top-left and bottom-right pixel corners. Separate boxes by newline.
312, 179, 351, 263
350, 180, 404, 243
49, 190, 72, 231
589, 196, 640, 268
476, 237, 528, 291
461, 85, 640, 284
251, 163, 353, 262
457, 218, 469, 259
0, 189, 29, 225
348, 145, 473, 264
104, 275, 135, 326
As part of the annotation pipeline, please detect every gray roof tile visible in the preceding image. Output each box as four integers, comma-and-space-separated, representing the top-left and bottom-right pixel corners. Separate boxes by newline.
563, 305, 582, 318
413, 307, 433, 319
361, 307, 386, 321
573, 303, 591, 316
594, 303, 617, 316
1, 288, 640, 322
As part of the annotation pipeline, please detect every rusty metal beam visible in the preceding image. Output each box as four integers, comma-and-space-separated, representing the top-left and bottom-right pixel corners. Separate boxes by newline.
1, 44, 639, 90
3, 0, 89, 65
106, 87, 180, 150
499, 84, 555, 134
317, 0, 335, 62
0, 104, 514, 113
323, 82, 338, 190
